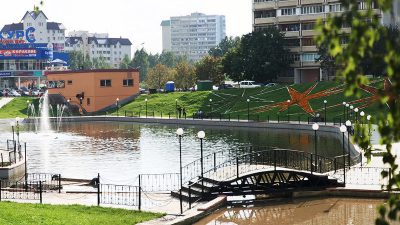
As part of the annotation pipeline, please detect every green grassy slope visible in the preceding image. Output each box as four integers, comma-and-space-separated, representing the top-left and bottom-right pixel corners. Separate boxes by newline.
0, 202, 162, 225
114, 80, 386, 122
0, 80, 387, 121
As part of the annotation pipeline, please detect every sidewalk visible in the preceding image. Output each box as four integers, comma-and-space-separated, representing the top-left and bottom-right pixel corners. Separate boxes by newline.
0, 97, 14, 109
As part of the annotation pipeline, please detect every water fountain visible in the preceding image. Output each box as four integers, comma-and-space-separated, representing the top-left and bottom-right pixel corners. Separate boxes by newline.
27, 91, 69, 132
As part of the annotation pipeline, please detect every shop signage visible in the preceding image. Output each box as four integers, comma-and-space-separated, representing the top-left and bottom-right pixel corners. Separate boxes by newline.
0, 72, 11, 77
0, 27, 36, 43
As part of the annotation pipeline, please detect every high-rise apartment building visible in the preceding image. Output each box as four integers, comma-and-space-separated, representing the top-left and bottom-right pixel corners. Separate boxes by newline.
65, 31, 132, 69
253, 0, 400, 83
161, 13, 226, 61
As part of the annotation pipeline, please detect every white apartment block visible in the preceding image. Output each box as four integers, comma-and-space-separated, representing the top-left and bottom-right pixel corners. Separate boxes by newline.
65, 31, 132, 68
253, 0, 400, 83
1, 11, 66, 52
161, 13, 226, 61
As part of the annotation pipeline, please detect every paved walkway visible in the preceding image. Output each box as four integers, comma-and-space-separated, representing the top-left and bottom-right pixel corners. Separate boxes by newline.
0, 97, 14, 109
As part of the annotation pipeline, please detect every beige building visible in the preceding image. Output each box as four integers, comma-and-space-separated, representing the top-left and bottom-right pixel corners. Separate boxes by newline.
253, 0, 400, 83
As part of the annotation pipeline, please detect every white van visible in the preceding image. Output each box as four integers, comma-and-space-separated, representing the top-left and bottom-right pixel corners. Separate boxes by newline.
239, 81, 261, 88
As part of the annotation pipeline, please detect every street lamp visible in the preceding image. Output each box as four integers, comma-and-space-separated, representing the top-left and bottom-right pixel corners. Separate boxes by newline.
349, 105, 354, 121
175, 99, 178, 119
367, 115, 372, 138
10, 121, 15, 142
15, 117, 21, 145
197, 131, 205, 183
345, 120, 352, 169
287, 100, 291, 122
312, 123, 319, 171
247, 99, 250, 122
176, 128, 184, 214
342, 102, 346, 122
324, 100, 327, 125
345, 103, 350, 120
116, 98, 120, 117
209, 99, 213, 118
354, 108, 359, 123
26, 100, 30, 118
340, 125, 347, 185
145, 98, 148, 118
360, 111, 365, 126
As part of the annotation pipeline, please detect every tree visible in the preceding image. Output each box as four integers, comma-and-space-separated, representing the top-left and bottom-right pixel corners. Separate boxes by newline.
196, 56, 225, 85
158, 51, 176, 67
174, 61, 196, 90
209, 36, 241, 57
148, 53, 160, 68
119, 55, 131, 69
145, 64, 173, 89
69, 51, 85, 70
222, 28, 291, 82
316, 0, 400, 224
130, 48, 150, 82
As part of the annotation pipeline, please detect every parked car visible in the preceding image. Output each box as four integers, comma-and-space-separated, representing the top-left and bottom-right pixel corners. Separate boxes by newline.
8, 89, 21, 97
218, 84, 234, 90
265, 83, 278, 87
239, 81, 261, 88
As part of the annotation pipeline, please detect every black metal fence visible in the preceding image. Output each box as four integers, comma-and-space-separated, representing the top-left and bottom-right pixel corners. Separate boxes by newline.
0, 180, 42, 202
139, 173, 180, 192
100, 184, 140, 207
26, 173, 62, 191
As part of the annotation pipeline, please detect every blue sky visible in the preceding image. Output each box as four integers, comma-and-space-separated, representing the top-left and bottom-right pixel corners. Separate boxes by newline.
1, 0, 252, 54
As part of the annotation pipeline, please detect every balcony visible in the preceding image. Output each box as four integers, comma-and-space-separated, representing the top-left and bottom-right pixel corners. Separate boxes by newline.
300, 0, 323, 5
284, 31, 300, 37
255, 17, 277, 24
290, 61, 301, 67
301, 29, 319, 36
254, 1, 276, 10
302, 46, 318, 52
329, 11, 344, 18
301, 61, 320, 67
277, 0, 298, 7
277, 15, 300, 23
299, 13, 325, 21
341, 28, 351, 34
288, 46, 301, 52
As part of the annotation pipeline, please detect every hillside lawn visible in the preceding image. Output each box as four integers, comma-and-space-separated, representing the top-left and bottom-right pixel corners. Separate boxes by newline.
0, 80, 387, 122
0, 201, 163, 225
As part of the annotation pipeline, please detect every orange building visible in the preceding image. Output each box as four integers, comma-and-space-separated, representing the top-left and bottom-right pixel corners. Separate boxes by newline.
46, 69, 140, 113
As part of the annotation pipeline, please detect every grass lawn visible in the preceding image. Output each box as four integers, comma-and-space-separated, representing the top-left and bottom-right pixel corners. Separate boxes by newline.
0, 202, 163, 225
0, 80, 387, 122
0, 97, 37, 119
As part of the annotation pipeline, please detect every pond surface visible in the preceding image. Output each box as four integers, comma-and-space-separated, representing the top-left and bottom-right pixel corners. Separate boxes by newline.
0, 120, 342, 183
194, 198, 386, 225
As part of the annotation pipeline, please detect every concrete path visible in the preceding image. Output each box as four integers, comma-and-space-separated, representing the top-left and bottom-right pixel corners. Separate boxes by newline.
0, 97, 14, 109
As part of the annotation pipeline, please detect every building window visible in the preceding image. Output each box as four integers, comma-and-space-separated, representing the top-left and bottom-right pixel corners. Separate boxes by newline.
87, 98, 91, 106
100, 80, 112, 87
329, 3, 343, 12
67, 80, 72, 85
281, 8, 297, 16
123, 79, 134, 87
302, 23, 316, 30
301, 5, 325, 14
279, 23, 300, 31
301, 53, 320, 62
302, 38, 316, 46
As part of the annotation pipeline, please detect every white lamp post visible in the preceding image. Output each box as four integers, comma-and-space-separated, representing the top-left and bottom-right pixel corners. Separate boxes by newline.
176, 128, 184, 214
312, 123, 319, 171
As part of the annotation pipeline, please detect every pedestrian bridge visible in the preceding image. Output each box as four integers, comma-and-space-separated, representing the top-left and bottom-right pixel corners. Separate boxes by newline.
167, 147, 352, 202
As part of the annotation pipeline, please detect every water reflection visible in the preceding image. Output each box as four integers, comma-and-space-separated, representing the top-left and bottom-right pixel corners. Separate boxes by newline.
195, 198, 387, 225
0, 121, 343, 183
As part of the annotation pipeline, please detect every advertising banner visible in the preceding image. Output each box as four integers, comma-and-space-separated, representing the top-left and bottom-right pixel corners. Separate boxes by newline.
0, 72, 11, 77
0, 49, 37, 58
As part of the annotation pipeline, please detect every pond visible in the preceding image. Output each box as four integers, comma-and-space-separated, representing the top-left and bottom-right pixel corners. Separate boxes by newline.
194, 198, 385, 225
0, 120, 343, 184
